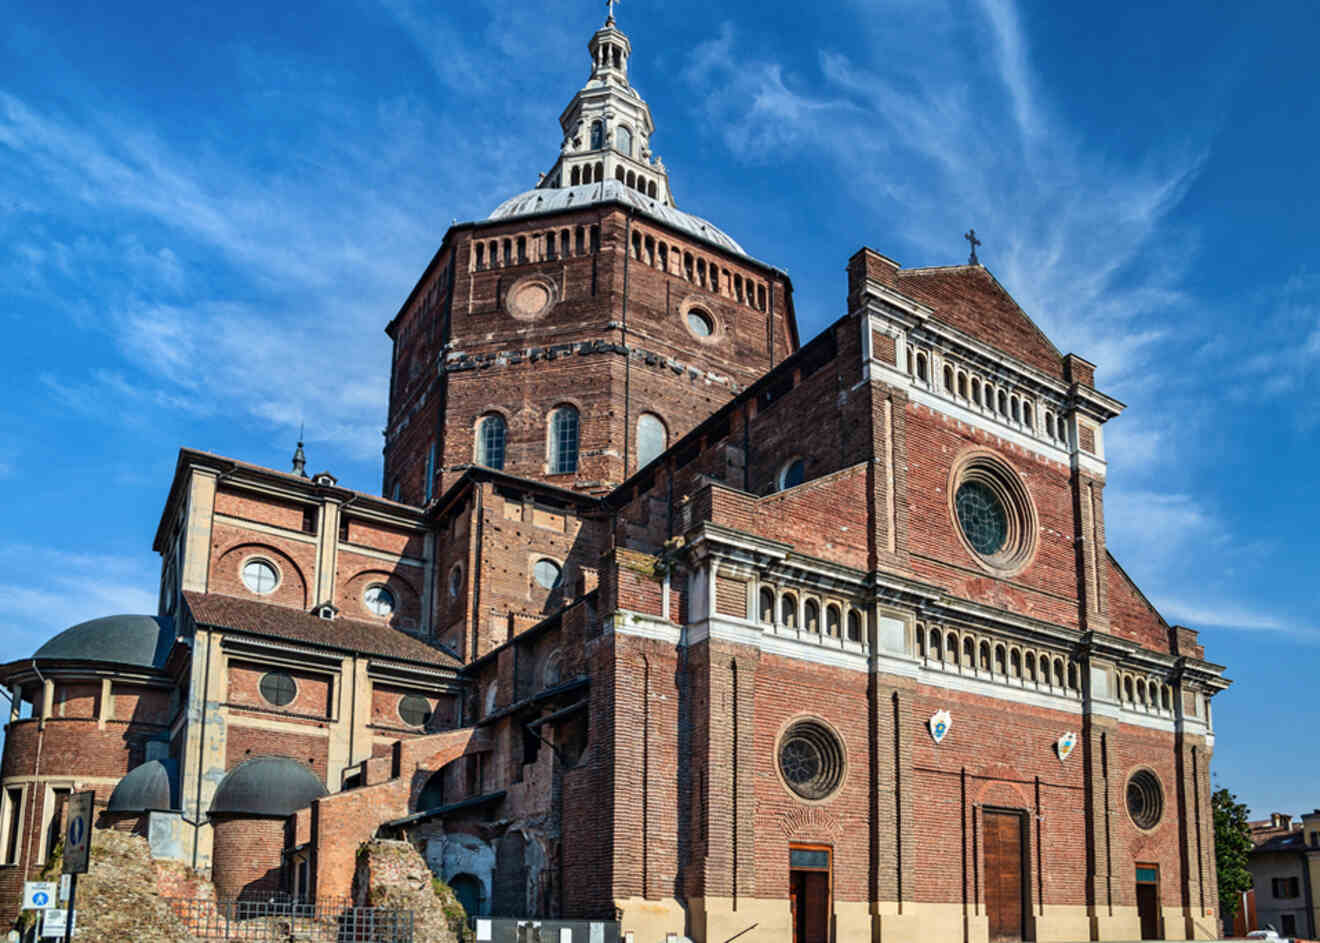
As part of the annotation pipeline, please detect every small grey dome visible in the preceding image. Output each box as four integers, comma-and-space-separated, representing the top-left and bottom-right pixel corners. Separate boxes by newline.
34, 615, 174, 670
490, 180, 750, 258
209, 756, 328, 818
107, 760, 174, 813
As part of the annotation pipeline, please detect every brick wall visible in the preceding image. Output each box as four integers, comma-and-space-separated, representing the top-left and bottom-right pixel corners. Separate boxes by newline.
211, 816, 287, 900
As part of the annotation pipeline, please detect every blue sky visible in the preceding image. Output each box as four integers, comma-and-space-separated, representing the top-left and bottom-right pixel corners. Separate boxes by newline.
1, 0, 1316, 817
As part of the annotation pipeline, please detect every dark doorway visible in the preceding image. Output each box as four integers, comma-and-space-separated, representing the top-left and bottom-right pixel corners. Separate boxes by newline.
789, 845, 831, 943
1136, 864, 1160, 940
450, 873, 484, 918
984, 809, 1028, 942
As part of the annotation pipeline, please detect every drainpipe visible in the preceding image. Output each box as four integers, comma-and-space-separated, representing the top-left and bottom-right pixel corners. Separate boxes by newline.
191, 628, 213, 869
621, 210, 634, 477
23, 660, 46, 876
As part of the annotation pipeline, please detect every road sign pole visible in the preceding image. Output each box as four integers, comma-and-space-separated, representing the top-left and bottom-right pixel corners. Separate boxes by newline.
61, 874, 76, 943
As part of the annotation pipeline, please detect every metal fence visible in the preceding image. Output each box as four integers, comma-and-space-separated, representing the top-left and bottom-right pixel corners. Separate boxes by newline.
165, 897, 414, 942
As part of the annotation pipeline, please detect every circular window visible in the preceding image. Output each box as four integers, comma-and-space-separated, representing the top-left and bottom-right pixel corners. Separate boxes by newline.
1126, 770, 1164, 829
778, 458, 806, 490
241, 559, 279, 595
948, 452, 1037, 575
259, 671, 296, 707
364, 585, 395, 617
955, 481, 1008, 555
448, 565, 463, 599
505, 275, 557, 320
533, 559, 562, 590
687, 308, 714, 337
399, 695, 433, 728
777, 719, 845, 801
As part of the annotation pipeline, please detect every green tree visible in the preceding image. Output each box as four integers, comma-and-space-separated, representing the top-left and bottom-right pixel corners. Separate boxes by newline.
1214, 786, 1254, 919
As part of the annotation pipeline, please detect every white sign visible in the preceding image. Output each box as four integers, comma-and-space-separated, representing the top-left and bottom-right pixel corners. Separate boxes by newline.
928, 709, 952, 744
59, 874, 71, 904
22, 882, 57, 910
475, 918, 492, 942
40, 909, 74, 937
62, 791, 94, 875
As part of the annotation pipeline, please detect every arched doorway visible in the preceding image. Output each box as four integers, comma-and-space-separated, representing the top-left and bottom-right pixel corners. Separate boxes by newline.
450, 872, 484, 917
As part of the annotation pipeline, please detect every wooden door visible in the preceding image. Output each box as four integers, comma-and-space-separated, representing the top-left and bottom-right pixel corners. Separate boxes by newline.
1136, 864, 1160, 940
790, 870, 830, 943
984, 810, 1026, 942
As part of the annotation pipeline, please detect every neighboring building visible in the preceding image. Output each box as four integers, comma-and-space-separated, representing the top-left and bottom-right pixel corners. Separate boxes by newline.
0, 9, 1229, 943
1233, 811, 1320, 938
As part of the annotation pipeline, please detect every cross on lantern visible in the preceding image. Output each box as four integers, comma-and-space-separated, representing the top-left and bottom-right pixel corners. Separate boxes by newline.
606, 0, 619, 21
964, 229, 982, 265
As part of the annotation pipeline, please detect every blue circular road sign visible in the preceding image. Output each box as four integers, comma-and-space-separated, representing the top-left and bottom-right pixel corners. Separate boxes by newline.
67, 817, 84, 847
31, 892, 48, 907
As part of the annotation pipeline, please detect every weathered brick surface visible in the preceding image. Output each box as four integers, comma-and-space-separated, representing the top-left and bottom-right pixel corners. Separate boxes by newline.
211, 816, 287, 900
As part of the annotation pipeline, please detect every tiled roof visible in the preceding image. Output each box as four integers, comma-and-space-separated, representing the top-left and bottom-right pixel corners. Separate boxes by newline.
897, 266, 1065, 380
183, 592, 462, 669
1253, 832, 1307, 854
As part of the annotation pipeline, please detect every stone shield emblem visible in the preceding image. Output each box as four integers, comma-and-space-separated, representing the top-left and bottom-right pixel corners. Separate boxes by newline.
929, 709, 952, 744
1057, 730, 1078, 762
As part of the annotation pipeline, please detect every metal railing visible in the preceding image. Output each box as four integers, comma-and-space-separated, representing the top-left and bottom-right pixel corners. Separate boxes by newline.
165, 897, 414, 942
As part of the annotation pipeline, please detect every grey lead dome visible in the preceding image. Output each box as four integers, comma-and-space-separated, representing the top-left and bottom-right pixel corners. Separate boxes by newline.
33, 614, 175, 670
107, 760, 175, 813
209, 756, 329, 818
490, 180, 749, 259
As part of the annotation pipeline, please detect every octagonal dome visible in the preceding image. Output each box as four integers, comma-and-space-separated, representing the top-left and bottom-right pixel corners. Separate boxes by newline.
490, 180, 749, 258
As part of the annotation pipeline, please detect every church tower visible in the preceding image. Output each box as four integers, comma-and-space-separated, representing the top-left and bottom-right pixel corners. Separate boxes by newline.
381, 8, 798, 505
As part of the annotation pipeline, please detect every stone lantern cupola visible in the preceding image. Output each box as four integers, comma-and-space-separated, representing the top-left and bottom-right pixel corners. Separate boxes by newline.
538, 8, 674, 206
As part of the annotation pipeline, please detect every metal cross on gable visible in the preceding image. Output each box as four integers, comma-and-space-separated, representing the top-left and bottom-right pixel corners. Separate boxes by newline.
964, 228, 982, 265
606, 0, 619, 21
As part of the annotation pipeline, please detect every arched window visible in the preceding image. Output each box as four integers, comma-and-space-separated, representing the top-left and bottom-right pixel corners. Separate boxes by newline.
994, 644, 1006, 674
781, 593, 798, 628
626, 170, 636, 189
1123, 676, 1134, 702
636, 413, 667, 468
1023, 402, 1033, 427
997, 390, 1008, 416
957, 373, 968, 398
1010, 649, 1021, 678
971, 378, 981, 404
916, 353, 928, 382
963, 636, 975, 665
647, 180, 657, 198
804, 600, 820, 633
759, 588, 775, 623
1161, 686, 1171, 710
549, 406, 579, 474
474, 242, 485, 270
946, 632, 958, 664
917, 628, 926, 658
658, 243, 668, 270
1054, 659, 1065, 687
590, 120, 603, 150
929, 629, 941, 660
1011, 397, 1021, 422
594, 162, 603, 183
979, 641, 991, 671
615, 124, 632, 155
825, 605, 841, 637
943, 365, 954, 392
615, 166, 625, 182
1137, 679, 1148, 705
1025, 652, 1036, 681
846, 610, 862, 642
778, 457, 806, 490
477, 414, 507, 470
1046, 413, 1056, 438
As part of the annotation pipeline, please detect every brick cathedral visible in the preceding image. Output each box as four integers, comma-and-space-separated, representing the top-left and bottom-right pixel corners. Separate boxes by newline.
0, 9, 1227, 943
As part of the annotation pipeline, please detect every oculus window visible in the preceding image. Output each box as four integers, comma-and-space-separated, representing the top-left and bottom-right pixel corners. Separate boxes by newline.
533, 558, 562, 590
1126, 770, 1164, 830
398, 695, 433, 728
949, 451, 1037, 576
955, 481, 1008, 555
241, 559, 279, 595
686, 308, 714, 337
364, 585, 395, 618
259, 671, 296, 708
778, 458, 806, 491
778, 719, 845, 801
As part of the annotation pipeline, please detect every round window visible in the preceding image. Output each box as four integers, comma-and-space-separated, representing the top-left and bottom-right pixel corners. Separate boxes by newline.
533, 559, 562, 590
948, 452, 1037, 575
364, 585, 395, 617
778, 719, 845, 801
1126, 770, 1164, 830
241, 559, 279, 595
449, 565, 463, 599
259, 671, 296, 707
686, 308, 714, 337
955, 481, 1008, 555
778, 458, 806, 490
398, 695, 433, 728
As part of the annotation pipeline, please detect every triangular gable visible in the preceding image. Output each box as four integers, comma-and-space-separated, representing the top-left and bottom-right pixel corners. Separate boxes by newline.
896, 265, 1064, 379
1105, 551, 1172, 653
